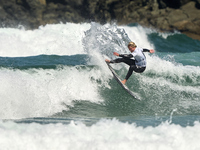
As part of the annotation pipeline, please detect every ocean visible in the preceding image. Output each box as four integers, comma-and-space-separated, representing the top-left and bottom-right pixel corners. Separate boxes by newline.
0, 22, 200, 149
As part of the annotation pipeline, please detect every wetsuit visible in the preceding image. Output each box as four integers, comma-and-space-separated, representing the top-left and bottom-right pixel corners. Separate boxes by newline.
110, 47, 150, 80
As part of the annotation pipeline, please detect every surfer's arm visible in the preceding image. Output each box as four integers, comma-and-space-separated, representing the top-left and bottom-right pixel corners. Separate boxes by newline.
143, 48, 155, 53
143, 48, 150, 52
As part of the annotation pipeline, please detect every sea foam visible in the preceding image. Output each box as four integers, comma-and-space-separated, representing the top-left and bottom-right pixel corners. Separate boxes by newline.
0, 23, 90, 57
0, 119, 200, 150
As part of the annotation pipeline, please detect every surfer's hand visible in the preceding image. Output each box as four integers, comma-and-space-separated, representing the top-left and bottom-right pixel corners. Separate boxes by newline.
149, 49, 155, 53
113, 52, 119, 56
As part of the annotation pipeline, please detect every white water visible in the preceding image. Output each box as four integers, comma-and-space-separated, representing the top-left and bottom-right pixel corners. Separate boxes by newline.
0, 66, 107, 119
0, 22, 200, 150
1, 119, 200, 150
0, 23, 90, 57
0, 23, 200, 119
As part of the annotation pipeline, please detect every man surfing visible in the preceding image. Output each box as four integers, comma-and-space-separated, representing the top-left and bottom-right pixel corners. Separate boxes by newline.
105, 42, 155, 84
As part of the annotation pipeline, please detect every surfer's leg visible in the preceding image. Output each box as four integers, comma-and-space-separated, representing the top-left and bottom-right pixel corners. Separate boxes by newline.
125, 66, 146, 81
109, 58, 124, 63
125, 65, 136, 80
121, 79, 127, 84
110, 58, 135, 65
105, 58, 122, 63
135, 67, 146, 73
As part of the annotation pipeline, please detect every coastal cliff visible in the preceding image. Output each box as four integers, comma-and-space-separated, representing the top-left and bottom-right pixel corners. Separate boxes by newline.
0, 0, 200, 40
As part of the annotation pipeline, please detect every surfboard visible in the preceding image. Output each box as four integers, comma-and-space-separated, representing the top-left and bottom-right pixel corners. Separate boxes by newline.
106, 62, 139, 100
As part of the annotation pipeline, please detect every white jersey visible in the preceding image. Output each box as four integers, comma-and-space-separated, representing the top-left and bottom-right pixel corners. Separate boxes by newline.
131, 47, 146, 67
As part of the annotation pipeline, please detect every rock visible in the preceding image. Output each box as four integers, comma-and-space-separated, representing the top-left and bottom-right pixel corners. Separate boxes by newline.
158, 0, 191, 9
0, 6, 7, 19
169, 2, 200, 37
0, 0, 200, 40
38, 0, 46, 5
181, 1, 200, 19
167, 9, 188, 25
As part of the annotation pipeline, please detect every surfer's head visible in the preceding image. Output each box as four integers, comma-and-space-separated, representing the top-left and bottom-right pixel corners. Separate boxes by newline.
128, 42, 136, 52
128, 42, 137, 48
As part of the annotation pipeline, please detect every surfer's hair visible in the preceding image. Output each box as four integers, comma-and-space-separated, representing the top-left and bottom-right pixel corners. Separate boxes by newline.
128, 42, 137, 48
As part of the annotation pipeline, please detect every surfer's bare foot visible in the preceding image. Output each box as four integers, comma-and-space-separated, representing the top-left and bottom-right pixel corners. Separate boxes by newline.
121, 79, 127, 85
105, 59, 110, 63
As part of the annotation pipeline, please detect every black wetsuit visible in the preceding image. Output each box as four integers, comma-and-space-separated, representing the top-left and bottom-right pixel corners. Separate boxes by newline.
110, 48, 150, 80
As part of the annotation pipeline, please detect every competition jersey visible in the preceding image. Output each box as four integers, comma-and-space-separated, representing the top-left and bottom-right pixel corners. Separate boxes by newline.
131, 47, 146, 67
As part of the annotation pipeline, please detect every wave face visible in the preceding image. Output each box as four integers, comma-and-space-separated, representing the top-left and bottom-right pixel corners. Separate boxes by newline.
0, 22, 200, 119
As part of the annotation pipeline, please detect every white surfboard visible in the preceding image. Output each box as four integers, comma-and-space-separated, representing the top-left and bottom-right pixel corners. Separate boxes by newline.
106, 62, 140, 100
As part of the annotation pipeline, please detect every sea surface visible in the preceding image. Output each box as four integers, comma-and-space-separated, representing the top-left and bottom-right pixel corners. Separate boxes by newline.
0, 22, 200, 149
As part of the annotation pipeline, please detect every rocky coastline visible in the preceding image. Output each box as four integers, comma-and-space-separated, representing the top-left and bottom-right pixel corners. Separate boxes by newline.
0, 0, 200, 40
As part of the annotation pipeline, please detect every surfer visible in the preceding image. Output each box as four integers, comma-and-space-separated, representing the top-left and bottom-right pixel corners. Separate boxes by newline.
105, 42, 155, 84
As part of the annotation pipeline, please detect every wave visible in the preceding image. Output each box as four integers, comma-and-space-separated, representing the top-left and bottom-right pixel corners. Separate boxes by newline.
0, 54, 89, 69
0, 65, 109, 119
1, 61, 198, 119
1, 118, 200, 150
0, 23, 90, 57
0, 22, 199, 119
